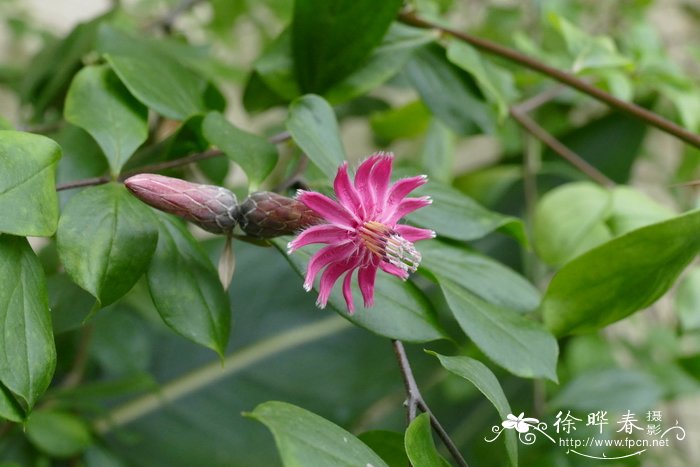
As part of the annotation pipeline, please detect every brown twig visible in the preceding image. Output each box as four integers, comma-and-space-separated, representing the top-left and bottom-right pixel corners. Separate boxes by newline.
55, 131, 292, 192
392, 340, 469, 467
397, 11, 700, 150
510, 108, 616, 187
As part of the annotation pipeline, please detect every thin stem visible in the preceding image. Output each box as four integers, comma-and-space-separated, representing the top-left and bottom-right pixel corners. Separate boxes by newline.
397, 11, 700, 150
392, 341, 469, 467
60, 324, 94, 389
510, 108, 615, 187
94, 317, 350, 434
55, 130, 292, 192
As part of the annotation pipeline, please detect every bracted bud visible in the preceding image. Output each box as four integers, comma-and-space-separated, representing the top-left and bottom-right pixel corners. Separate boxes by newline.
124, 174, 238, 234
236, 191, 323, 238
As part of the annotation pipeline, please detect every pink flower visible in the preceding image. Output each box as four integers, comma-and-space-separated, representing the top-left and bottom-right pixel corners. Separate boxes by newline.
288, 152, 435, 313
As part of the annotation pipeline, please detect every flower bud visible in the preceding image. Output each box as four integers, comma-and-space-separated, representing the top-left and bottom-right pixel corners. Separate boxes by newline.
236, 191, 323, 238
124, 174, 238, 234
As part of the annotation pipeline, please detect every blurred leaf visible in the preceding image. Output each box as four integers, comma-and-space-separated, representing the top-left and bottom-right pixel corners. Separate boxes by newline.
404, 44, 495, 135
247, 401, 388, 466
202, 112, 278, 190
0, 235, 56, 409
357, 431, 408, 467
91, 307, 153, 377
429, 353, 517, 467
370, 101, 431, 143
550, 368, 662, 412
533, 182, 613, 266
542, 210, 700, 335
419, 240, 540, 312
607, 185, 675, 235
0, 131, 61, 236
420, 119, 455, 184
25, 410, 92, 458
677, 267, 700, 332
404, 413, 450, 467
286, 94, 347, 180
324, 23, 438, 103
437, 279, 558, 381
21, 17, 103, 119
254, 29, 299, 101
276, 239, 447, 343
56, 183, 158, 308
0, 116, 13, 130
147, 213, 231, 357
406, 180, 526, 245
242, 71, 289, 113
65, 65, 148, 175
291, 0, 402, 93
84, 446, 127, 467
0, 382, 24, 423
446, 41, 517, 119
47, 273, 94, 333
544, 112, 646, 184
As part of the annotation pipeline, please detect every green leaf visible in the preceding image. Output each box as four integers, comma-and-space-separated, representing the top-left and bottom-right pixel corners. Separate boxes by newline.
440, 279, 558, 381
247, 401, 388, 467
429, 353, 517, 467
677, 267, 700, 332
607, 186, 675, 235
446, 41, 517, 120
147, 213, 231, 357
324, 23, 438, 104
542, 210, 700, 335
404, 413, 451, 467
25, 410, 92, 458
420, 119, 455, 184
0, 235, 56, 409
404, 44, 495, 135
291, 0, 403, 93
64, 65, 148, 175
275, 239, 447, 343
254, 29, 300, 101
20, 17, 102, 119
420, 240, 540, 312
286, 94, 347, 180
202, 112, 278, 190
56, 183, 158, 308
533, 182, 613, 266
0, 380, 24, 422
370, 101, 431, 143
550, 368, 663, 412
406, 180, 526, 244
105, 53, 206, 120
0, 131, 61, 236
357, 431, 408, 467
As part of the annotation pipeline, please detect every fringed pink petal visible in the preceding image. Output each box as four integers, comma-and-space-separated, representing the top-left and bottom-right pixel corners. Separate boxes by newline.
368, 153, 394, 214
386, 175, 428, 210
316, 259, 359, 309
358, 264, 378, 307
303, 241, 357, 291
354, 154, 381, 215
384, 196, 432, 225
342, 271, 355, 314
287, 224, 350, 253
379, 261, 409, 280
296, 190, 358, 228
333, 162, 364, 216
394, 224, 436, 242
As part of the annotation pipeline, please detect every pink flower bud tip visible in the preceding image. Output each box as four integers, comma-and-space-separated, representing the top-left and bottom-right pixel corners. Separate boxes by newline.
124, 173, 238, 234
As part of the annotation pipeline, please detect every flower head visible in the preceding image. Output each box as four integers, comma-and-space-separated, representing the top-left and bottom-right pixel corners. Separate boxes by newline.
287, 152, 434, 313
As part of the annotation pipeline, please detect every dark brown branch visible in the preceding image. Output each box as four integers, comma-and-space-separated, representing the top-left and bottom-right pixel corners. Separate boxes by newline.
55, 131, 292, 192
510, 107, 616, 187
397, 11, 700, 150
392, 340, 469, 467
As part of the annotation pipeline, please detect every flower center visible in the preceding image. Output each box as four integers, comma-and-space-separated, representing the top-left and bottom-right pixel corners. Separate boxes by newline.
358, 221, 421, 273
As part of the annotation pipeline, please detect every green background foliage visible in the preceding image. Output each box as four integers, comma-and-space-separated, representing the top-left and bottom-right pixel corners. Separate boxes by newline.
1, 0, 700, 465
